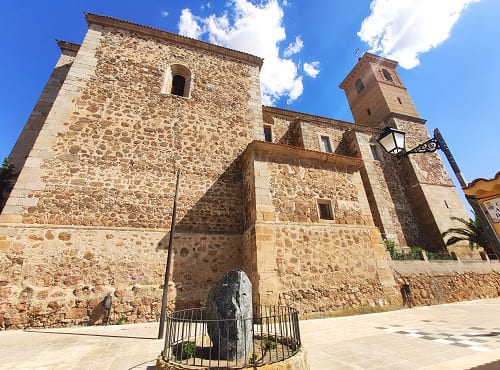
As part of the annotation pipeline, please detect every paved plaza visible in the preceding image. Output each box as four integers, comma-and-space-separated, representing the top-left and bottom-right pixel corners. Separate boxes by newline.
1, 298, 500, 369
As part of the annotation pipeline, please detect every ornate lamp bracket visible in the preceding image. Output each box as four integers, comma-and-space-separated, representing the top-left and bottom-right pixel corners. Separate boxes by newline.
398, 137, 442, 158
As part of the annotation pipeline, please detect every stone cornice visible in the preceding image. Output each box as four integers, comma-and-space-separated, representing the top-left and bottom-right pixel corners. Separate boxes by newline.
248, 140, 363, 169
262, 105, 382, 134
85, 13, 263, 69
56, 39, 81, 53
363, 52, 398, 68
384, 112, 427, 125
378, 79, 408, 91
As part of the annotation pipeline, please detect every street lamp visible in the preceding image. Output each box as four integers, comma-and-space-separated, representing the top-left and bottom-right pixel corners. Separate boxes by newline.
377, 126, 500, 256
377, 127, 441, 158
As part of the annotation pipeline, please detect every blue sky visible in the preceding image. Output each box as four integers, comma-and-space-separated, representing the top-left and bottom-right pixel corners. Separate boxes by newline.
0, 0, 498, 204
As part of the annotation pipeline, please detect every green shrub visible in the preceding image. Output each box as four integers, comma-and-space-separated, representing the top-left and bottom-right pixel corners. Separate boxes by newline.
262, 337, 277, 350
384, 239, 396, 253
115, 315, 126, 325
249, 352, 257, 365
384, 240, 422, 260
182, 341, 195, 359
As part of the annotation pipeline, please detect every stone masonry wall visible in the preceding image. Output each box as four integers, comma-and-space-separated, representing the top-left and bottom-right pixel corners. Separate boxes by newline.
374, 155, 425, 247
267, 158, 367, 225
392, 260, 500, 306
0, 21, 261, 329
300, 121, 350, 156
373, 142, 425, 248
267, 115, 296, 146
275, 224, 399, 312
391, 118, 470, 248
0, 226, 241, 329
5, 24, 261, 231
244, 143, 400, 311
394, 119, 453, 187
264, 152, 399, 311
348, 130, 425, 248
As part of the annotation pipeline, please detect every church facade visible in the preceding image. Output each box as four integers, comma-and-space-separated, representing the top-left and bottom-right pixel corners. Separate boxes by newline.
0, 14, 470, 329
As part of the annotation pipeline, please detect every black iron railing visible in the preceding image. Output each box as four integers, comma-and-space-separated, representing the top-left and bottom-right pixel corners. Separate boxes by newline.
162, 304, 301, 368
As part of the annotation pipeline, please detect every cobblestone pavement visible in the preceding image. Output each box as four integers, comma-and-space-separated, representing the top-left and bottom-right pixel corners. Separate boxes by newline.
1, 298, 500, 369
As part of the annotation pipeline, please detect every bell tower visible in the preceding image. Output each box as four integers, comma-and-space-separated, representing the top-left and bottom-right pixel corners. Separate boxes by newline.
339, 53, 420, 125
340, 52, 470, 251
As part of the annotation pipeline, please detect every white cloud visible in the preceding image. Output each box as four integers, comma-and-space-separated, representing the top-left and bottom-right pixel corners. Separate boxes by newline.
303, 61, 320, 78
287, 76, 303, 104
283, 36, 303, 57
178, 8, 205, 39
358, 0, 480, 69
177, 0, 307, 105
161, 10, 169, 18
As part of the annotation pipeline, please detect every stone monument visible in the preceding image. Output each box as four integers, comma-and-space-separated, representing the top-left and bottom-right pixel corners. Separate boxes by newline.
205, 270, 253, 361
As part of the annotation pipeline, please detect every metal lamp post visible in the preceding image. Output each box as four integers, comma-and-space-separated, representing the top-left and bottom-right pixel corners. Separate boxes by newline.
377, 127, 500, 256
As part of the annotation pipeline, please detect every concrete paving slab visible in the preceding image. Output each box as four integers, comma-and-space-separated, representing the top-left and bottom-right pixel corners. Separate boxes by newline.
1, 298, 500, 369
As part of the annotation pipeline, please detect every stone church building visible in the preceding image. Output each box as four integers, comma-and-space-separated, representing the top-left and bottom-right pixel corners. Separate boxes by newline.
0, 14, 476, 329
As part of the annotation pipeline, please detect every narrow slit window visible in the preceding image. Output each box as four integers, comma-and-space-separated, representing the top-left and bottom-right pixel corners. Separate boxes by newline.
444, 200, 450, 208
355, 79, 365, 93
320, 136, 333, 153
171, 75, 186, 96
263, 126, 272, 142
318, 200, 334, 220
397, 97, 403, 105
382, 68, 393, 81
370, 144, 380, 161
367, 108, 372, 116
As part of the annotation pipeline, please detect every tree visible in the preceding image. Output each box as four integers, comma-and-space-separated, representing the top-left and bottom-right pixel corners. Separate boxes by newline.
441, 216, 492, 253
0, 158, 15, 208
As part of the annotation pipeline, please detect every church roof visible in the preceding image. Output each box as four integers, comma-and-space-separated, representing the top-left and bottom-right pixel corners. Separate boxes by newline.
262, 105, 382, 134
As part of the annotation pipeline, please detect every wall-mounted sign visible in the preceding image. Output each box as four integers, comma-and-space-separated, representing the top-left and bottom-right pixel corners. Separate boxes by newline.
483, 197, 500, 223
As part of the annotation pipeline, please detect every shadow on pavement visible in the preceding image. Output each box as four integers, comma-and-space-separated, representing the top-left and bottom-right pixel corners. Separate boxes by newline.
469, 360, 500, 369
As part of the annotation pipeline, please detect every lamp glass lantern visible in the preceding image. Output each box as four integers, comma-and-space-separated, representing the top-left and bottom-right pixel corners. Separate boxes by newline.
377, 127, 406, 155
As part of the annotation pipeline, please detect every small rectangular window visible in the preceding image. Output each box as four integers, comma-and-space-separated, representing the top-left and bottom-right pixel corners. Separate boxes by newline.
370, 144, 380, 161
320, 136, 333, 153
264, 126, 272, 142
318, 200, 334, 220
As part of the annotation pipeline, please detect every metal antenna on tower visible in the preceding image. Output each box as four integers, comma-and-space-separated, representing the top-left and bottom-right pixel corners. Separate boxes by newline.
355, 48, 362, 60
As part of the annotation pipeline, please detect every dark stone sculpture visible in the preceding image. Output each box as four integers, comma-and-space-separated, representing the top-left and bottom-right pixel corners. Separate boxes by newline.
205, 270, 253, 361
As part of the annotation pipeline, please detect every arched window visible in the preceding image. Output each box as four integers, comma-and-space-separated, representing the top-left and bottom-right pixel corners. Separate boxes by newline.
161, 64, 192, 98
355, 79, 365, 93
382, 68, 393, 81
171, 75, 186, 96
